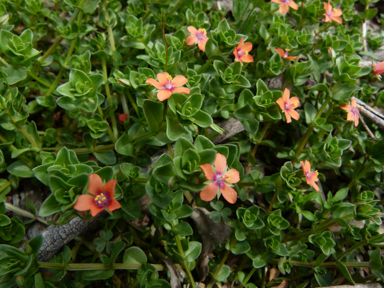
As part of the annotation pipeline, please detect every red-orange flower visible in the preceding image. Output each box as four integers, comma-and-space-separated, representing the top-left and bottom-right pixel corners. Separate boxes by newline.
274, 48, 298, 61
186, 26, 209, 52
200, 153, 240, 204
118, 113, 128, 123
373, 61, 384, 79
146, 72, 190, 101
271, 0, 299, 15
340, 98, 362, 127
233, 37, 254, 66
300, 160, 319, 192
324, 1, 342, 24
74, 174, 121, 216
276, 88, 300, 123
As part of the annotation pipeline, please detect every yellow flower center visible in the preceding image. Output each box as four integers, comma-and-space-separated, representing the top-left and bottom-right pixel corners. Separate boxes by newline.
95, 193, 107, 206
245, 51, 248, 55
202, 28, 206, 32
166, 75, 172, 80
224, 174, 231, 182
315, 171, 319, 175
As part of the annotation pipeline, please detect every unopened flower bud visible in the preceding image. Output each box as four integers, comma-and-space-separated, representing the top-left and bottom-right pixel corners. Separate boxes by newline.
328, 47, 336, 59
16, 275, 25, 288
0, 14, 9, 26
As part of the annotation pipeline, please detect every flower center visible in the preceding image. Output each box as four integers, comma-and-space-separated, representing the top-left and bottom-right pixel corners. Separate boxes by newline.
214, 171, 230, 188
94, 192, 108, 207
326, 11, 333, 18
282, 0, 290, 4
196, 31, 205, 41
164, 75, 174, 90
284, 49, 290, 58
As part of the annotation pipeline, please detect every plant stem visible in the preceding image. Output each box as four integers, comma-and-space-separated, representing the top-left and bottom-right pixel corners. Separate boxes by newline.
5, 203, 48, 225
17, 125, 40, 149
172, 222, 196, 288
241, 267, 256, 286
337, 239, 368, 260
197, 59, 214, 74
38, 262, 165, 271
70, 144, 115, 154
207, 237, 237, 288
252, 121, 272, 157
268, 193, 277, 213
39, 36, 63, 64
295, 126, 314, 158
314, 94, 332, 121
347, 161, 373, 189
167, 143, 174, 159
269, 259, 370, 268
101, 57, 118, 140
126, 90, 138, 115
121, 94, 129, 115
27, 71, 51, 87
162, 12, 169, 72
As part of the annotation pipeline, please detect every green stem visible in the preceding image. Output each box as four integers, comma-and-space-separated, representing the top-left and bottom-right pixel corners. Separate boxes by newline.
17, 124, 40, 149
252, 121, 272, 157
167, 143, 174, 159
0, 181, 11, 194
207, 237, 237, 288
26, 71, 51, 87
0, 134, 34, 167
38, 262, 165, 271
172, 222, 196, 288
97, 106, 116, 143
315, 94, 332, 121
269, 259, 370, 268
347, 161, 373, 189
126, 90, 138, 115
101, 57, 118, 140
197, 59, 214, 74
268, 193, 277, 213
295, 126, 314, 158
241, 267, 256, 286
70, 144, 115, 154
121, 94, 129, 115
337, 239, 368, 260
5, 203, 48, 225
45, 67, 64, 96
39, 36, 63, 64
161, 12, 169, 71
167, 0, 184, 17
131, 131, 152, 142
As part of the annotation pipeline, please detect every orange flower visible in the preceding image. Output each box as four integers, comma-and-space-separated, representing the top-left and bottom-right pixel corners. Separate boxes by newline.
373, 61, 384, 79
271, 0, 299, 15
186, 26, 209, 52
146, 72, 190, 101
324, 1, 342, 24
74, 174, 121, 216
233, 37, 254, 66
300, 160, 320, 192
200, 153, 240, 204
118, 113, 128, 123
274, 48, 298, 61
340, 98, 362, 127
276, 88, 300, 123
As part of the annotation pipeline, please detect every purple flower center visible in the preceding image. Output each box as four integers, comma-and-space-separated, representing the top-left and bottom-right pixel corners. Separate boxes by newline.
282, 0, 290, 3
237, 49, 245, 58
351, 107, 359, 115
284, 50, 289, 58
326, 11, 333, 18
164, 80, 174, 91
196, 32, 205, 41
94, 192, 109, 208
213, 171, 227, 188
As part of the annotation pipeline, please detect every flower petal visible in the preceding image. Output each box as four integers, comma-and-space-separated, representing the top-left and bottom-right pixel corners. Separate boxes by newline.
242, 42, 252, 52
200, 163, 215, 180
288, 109, 300, 121
237, 37, 244, 50
225, 169, 240, 184
221, 184, 237, 204
280, 3, 289, 14
214, 153, 227, 173
198, 40, 206, 52
146, 78, 164, 90
332, 8, 342, 16
289, 1, 299, 10
288, 97, 300, 106
200, 183, 218, 202
354, 114, 359, 127
325, 15, 331, 22
172, 87, 190, 94
187, 26, 198, 34
88, 174, 103, 195
241, 54, 254, 63
276, 97, 285, 111
275, 48, 285, 58
284, 110, 292, 123
157, 90, 172, 101
186, 35, 198, 46
271, 0, 283, 2
300, 161, 306, 174
340, 104, 351, 112
346, 112, 354, 122
74, 195, 95, 211
103, 179, 116, 198
373, 61, 384, 75
172, 75, 188, 87
285, 56, 298, 60
90, 206, 104, 217
310, 180, 320, 192
332, 16, 342, 24
157, 72, 169, 86
324, 1, 330, 12
107, 198, 121, 212
304, 160, 311, 173
351, 98, 356, 108
283, 88, 290, 103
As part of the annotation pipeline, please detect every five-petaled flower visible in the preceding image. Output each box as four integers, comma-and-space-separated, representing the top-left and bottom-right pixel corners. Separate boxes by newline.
146, 72, 190, 101
275, 48, 298, 61
74, 174, 121, 217
324, 1, 342, 24
276, 88, 300, 123
372, 61, 384, 80
200, 153, 240, 204
186, 26, 209, 52
300, 160, 320, 192
340, 98, 362, 127
271, 0, 299, 15
233, 37, 254, 66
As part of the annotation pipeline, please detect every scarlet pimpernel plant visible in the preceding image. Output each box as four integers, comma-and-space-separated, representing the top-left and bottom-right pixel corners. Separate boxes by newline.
1, 0, 384, 287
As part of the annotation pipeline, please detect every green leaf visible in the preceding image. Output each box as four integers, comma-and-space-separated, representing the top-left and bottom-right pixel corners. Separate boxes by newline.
336, 260, 355, 284
0, 215, 11, 226
94, 150, 116, 165
27, 121, 42, 148
39, 194, 61, 216
143, 100, 164, 134
233, 0, 248, 21
171, 222, 193, 236
82, 269, 115, 281
259, 25, 270, 41
304, 103, 317, 125
123, 246, 147, 265
7, 160, 33, 178
364, 8, 377, 20
212, 264, 230, 281
185, 241, 202, 262
115, 134, 134, 156
1, 66, 27, 85
166, 116, 188, 141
